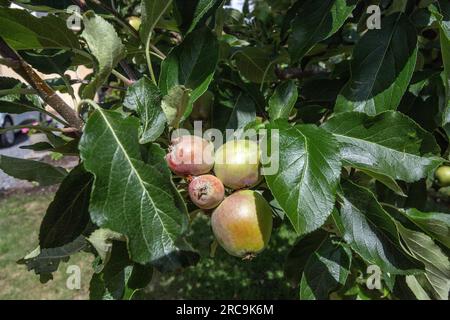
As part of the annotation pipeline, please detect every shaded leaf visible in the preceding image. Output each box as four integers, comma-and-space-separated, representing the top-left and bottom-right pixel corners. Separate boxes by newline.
89, 241, 152, 300
17, 236, 87, 283
226, 93, 256, 130
300, 238, 352, 300
39, 164, 93, 248
268, 80, 298, 120
0, 7, 80, 50
285, 229, 329, 286
140, 0, 172, 43
174, 0, 222, 33
0, 100, 43, 114
159, 27, 218, 112
234, 47, 278, 83
335, 14, 418, 115
0, 155, 67, 186
288, 0, 356, 62
21, 49, 73, 75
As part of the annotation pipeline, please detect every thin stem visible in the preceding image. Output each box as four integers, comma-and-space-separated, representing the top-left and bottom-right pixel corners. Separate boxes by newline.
145, 32, 158, 86
0, 124, 75, 134
150, 50, 165, 60
259, 60, 277, 92
150, 43, 166, 60
144, 0, 173, 84
77, 99, 101, 114
112, 69, 133, 86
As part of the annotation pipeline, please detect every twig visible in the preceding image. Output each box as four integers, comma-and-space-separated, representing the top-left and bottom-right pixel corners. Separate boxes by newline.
0, 38, 83, 130
275, 65, 328, 80
0, 124, 76, 134
119, 61, 137, 81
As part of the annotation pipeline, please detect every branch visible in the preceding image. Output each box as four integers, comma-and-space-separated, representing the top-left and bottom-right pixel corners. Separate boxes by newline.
0, 38, 83, 130
275, 65, 329, 80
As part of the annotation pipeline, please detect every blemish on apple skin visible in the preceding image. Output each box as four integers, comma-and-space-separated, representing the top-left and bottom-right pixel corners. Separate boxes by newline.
188, 174, 225, 209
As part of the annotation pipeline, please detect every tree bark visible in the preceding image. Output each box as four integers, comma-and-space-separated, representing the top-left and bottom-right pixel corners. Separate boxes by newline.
0, 37, 83, 131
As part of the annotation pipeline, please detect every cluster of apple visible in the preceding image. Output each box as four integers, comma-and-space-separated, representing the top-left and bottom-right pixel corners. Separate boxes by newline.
166, 135, 273, 259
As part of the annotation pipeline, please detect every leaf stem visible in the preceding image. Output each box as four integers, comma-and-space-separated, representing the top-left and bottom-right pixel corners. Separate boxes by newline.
144, 0, 173, 86
112, 69, 133, 87
145, 32, 158, 86
77, 99, 101, 114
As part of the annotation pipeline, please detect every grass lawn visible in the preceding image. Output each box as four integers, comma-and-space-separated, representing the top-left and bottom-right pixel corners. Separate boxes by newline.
0, 190, 93, 300
0, 189, 299, 300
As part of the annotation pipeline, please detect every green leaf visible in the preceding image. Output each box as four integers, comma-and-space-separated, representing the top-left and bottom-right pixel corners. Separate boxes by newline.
81, 11, 126, 99
431, 3, 450, 94
268, 80, 298, 120
161, 85, 190, 128
124, 77, 166, 143
159, 27, 218, 112
0, 155, 67, 186
335, 14, 418, 115
173, 0, 222, 33
140, 0, 173, 43
20, 142, 54, 152
264, 121, 342, 235
288, 0, 356, 62
0, 7, 80, 50
430, 3, 450, 137
322, 111, 443, 183
0, 77, 24, 91
299, 238, 352, 300
358, 168, 406, 196
89, 241, 153, 300
79, 109, 189, 267
0, 100, 43, 114
400, 208, 450, 249
21, 49, 73, 75
20, 139, 79, 156
285, 229, 352, 299
405, 275, 432, 300
285, 230, 329, 287
39, 164, 93, 248
226, 94, 256, 130
397, 224, 450, 300
337, 180, 423, 274
233, 47, 278, 83
87, 228, 126, 272
17, 236, 87, 283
